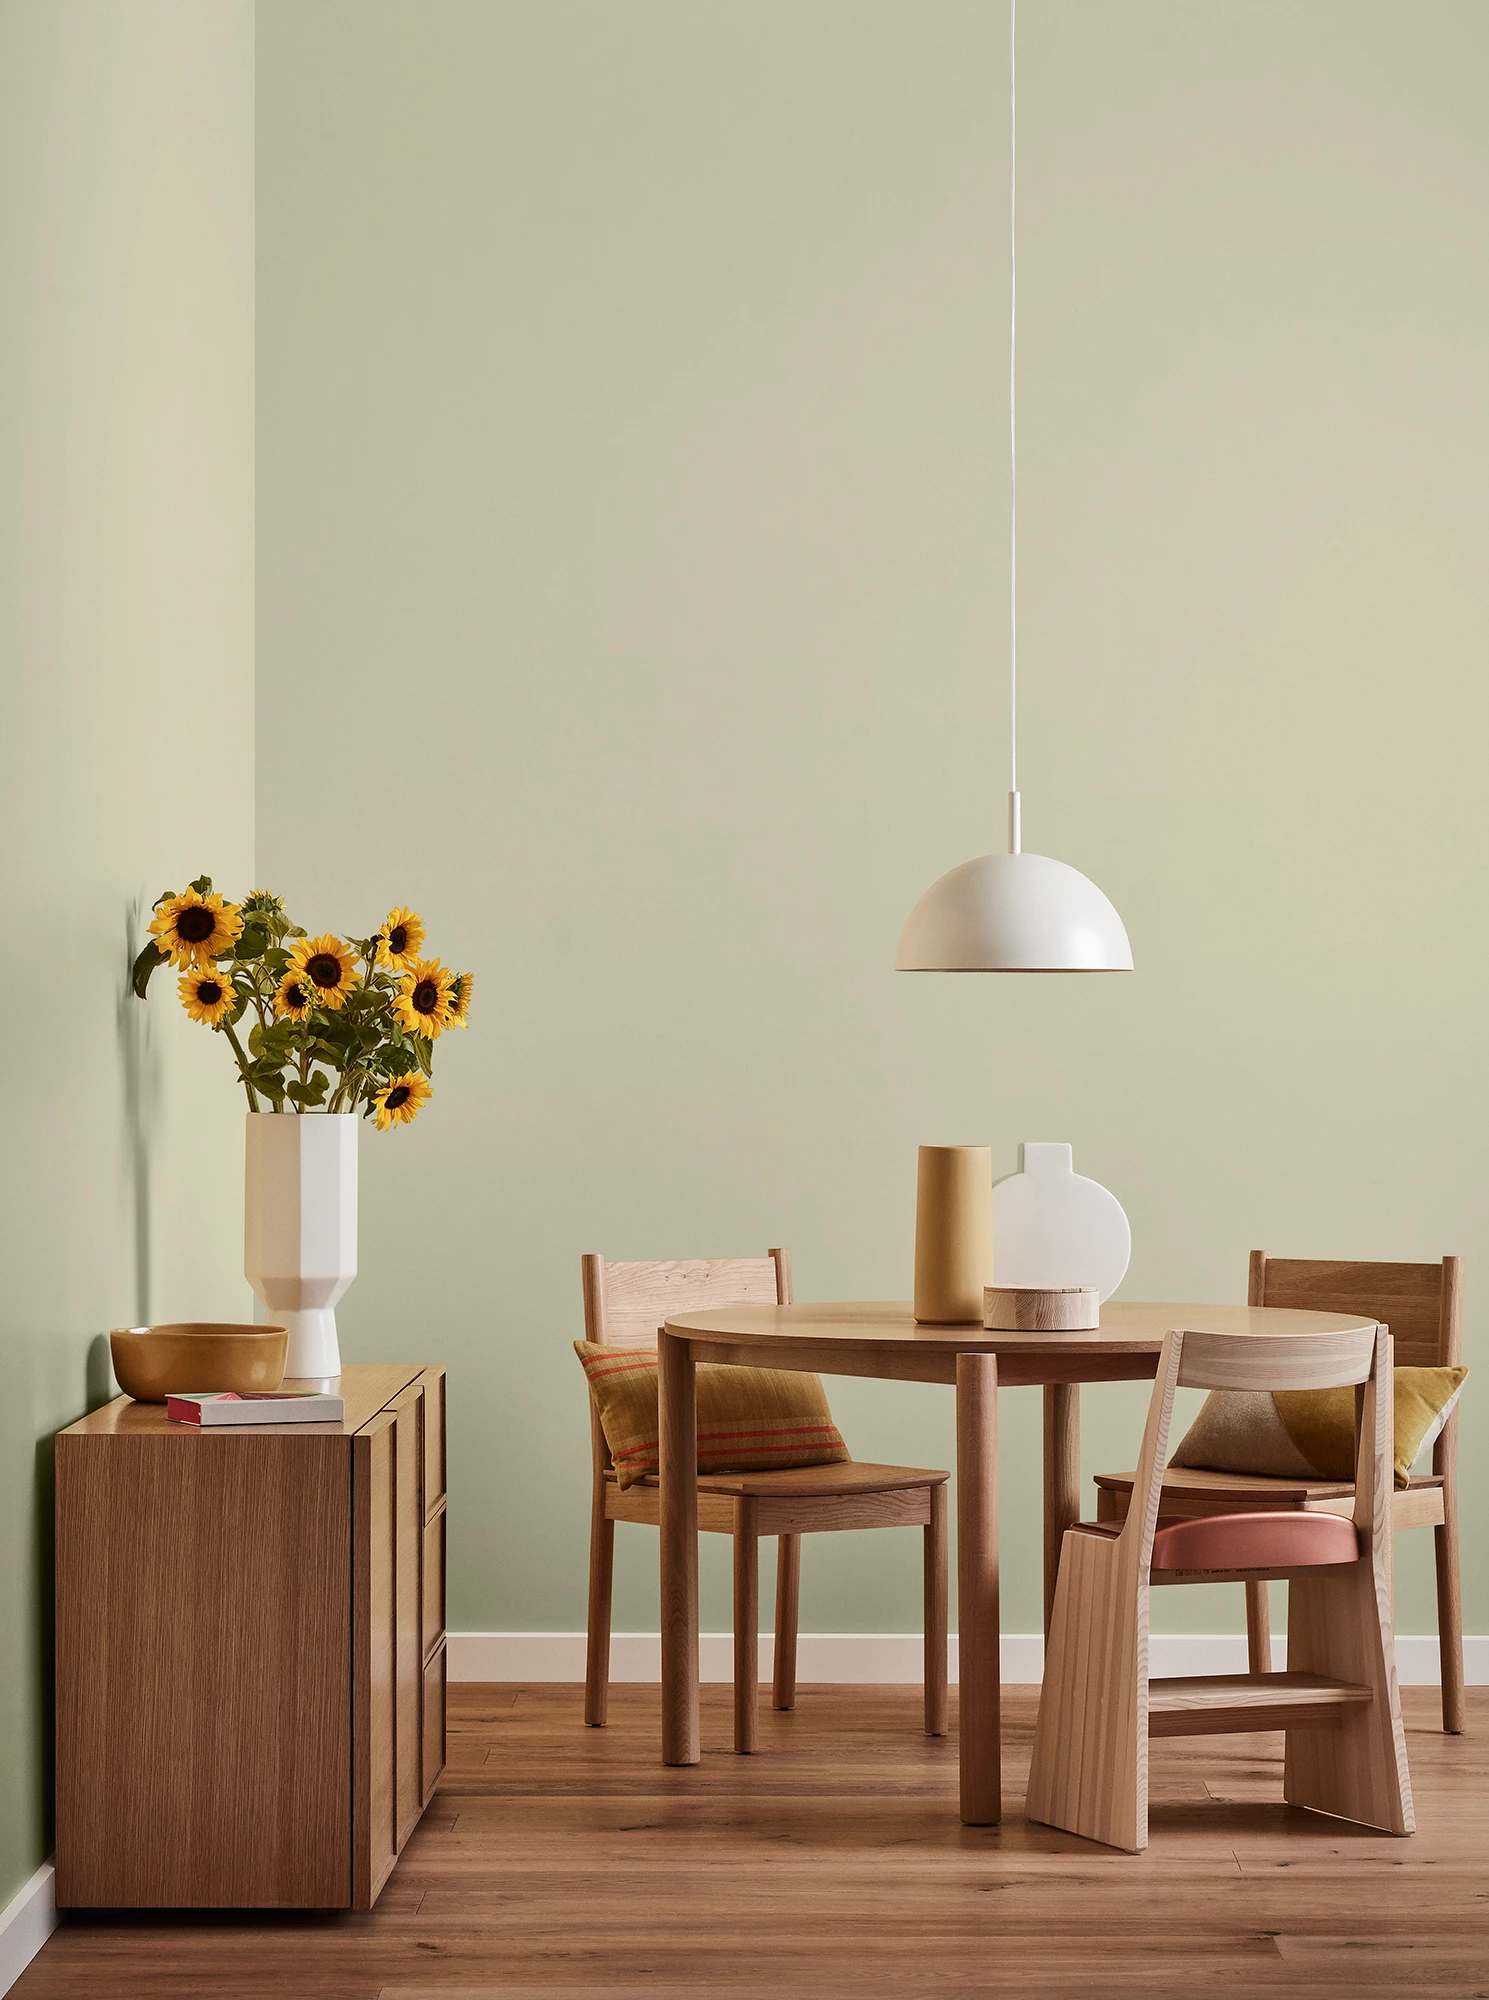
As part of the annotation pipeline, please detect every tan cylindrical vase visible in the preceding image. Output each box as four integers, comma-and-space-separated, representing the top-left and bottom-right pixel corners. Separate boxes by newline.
914, 1145, 994, 1325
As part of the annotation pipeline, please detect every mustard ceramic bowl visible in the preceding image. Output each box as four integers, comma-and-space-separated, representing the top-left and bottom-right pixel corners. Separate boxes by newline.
109, 1323, 289, 1402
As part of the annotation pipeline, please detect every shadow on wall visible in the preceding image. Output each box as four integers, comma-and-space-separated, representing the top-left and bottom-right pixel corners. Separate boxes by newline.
24, 921, 156, 1853
119, 901, 157, 1328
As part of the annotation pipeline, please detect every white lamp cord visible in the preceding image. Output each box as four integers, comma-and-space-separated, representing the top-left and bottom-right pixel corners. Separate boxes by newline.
1007, 0, 1021, 856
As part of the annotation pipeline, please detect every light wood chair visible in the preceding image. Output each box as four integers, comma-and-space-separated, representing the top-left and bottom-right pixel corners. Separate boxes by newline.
582, 1249, 949, 1753
1028, 1321, 1414, 1852
1094, 1254, 1464, 1731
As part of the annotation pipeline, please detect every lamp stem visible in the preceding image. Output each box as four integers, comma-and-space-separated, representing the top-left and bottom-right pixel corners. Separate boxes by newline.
1008, 790, 1021, 855
1008, 0, 1018, 811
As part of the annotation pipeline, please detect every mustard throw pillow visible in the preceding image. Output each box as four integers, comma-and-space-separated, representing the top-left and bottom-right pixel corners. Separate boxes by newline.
1170, 1366, 1466, 1491
575, 1343, 850, 1489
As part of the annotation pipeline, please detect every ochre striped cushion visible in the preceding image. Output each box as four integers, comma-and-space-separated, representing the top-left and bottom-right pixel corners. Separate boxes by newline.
575, 1342, 850, 1490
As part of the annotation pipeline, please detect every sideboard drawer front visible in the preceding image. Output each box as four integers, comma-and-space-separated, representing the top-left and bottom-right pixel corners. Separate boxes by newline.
423, 1508, 446, 1661
422, 1366, 446, 1517
422, 1642, 447, 1807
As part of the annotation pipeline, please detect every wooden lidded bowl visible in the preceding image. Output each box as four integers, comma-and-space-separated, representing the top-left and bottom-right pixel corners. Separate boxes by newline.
983, 1286, 1100, 1333
109, 1323, 289, 1402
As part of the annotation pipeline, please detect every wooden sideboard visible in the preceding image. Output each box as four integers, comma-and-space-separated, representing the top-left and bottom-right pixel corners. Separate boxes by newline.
54, 1363, 447, 1909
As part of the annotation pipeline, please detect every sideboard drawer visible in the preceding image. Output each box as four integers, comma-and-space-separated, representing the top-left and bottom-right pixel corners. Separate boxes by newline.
422, 1641, 447, 1809
423, 1506, 446, 1659
423, 1364, 446, 1516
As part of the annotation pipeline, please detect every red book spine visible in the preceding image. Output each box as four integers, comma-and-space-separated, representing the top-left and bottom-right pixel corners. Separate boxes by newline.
166, 1393, 244, 1425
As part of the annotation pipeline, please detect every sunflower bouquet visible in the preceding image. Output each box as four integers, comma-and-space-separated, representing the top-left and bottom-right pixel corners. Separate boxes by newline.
132, 879, 472, 1131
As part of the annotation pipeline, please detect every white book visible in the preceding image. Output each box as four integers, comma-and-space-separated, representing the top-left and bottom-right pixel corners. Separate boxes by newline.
166, 1391, 345, 1426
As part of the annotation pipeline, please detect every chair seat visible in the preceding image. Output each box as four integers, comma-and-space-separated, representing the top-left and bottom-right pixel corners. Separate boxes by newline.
606, 1459, 948, 1498
1150, 1509, 1360, 1573
1094, 1464, 1444, 1511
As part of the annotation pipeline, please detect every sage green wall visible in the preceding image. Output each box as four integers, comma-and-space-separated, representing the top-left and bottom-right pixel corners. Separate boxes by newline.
0, 0, 254, 1908
257, 1, 1487, 1648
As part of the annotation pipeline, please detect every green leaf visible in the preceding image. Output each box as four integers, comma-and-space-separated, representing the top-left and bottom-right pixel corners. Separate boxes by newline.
235, 926, 270, 960
381, 1044, 419, 1077
416, 1036, 433, 1078
131, 940, 168, 999
188, 875, 213, 895
285, 1074, 330, 1106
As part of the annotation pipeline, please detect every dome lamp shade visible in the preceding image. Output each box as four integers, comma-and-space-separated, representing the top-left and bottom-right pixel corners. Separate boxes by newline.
896, 845, 1133, 972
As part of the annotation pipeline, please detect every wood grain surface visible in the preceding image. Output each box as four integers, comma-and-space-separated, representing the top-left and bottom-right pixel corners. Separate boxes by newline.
984, 1285, 1099, 1331
57, 1364, 446, 1915
17, 1682, 1486, 1999
55, 1429, 352, 1907
664, 1297, 1378, 1357
353, 1411, 399, 1911
61, 1364, 424, 1439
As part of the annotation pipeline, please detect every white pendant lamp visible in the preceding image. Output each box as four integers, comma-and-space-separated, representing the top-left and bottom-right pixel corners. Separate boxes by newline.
896, 1, 1133, 975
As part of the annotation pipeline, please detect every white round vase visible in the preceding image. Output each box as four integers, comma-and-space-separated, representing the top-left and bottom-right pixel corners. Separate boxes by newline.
244, 1111, 358, 1382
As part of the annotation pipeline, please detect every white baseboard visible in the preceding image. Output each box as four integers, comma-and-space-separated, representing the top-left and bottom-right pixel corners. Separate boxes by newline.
0, 1860, 55, 2000
448, 1630, 1486, 1686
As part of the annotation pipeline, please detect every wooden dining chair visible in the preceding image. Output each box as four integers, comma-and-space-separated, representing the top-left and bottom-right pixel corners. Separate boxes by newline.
1028, 1321, 1413, 1852
1094, 1254, 1464, 1731
581, 1249, 949, 1753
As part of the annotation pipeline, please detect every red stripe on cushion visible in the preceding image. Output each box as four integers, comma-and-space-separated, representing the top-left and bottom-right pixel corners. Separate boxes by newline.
698, 1442, 845, 1457
613, 1430, 842, 1460
696, 1424, 840, 1442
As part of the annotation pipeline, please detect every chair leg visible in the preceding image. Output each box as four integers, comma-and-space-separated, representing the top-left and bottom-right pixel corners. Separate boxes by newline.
924, 1482, 948, 1737
734, 1500, 759, 1753
772, 1534, 800, 1710
1245, 1580, 1272, 1674
1283, 1566, 1413, 1835
1026, 1530, 1146, 1852
1436, 1479, 1465, 1734
584, 1500, 615, 1728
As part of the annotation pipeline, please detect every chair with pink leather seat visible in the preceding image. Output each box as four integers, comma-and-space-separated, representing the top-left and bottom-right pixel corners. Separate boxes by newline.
1026, 1321, 1414, 1853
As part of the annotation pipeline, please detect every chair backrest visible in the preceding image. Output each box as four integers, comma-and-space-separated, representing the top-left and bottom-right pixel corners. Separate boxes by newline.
1250, 1251, 1461, 1368
1123, 1322, 1391, 1576
581, 1249, 792, 1349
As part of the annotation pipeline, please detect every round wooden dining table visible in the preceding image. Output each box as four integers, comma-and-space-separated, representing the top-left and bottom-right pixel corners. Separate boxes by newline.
656, 1298, 1380, 1825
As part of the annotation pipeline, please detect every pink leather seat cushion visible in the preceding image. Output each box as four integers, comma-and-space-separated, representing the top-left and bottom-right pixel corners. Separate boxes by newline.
1150, 1509, 1360, 1573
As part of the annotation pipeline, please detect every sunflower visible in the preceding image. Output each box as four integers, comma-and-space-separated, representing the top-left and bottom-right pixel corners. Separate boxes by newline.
375, 907, 426, 972
372, 1071, 431, 1132
149, 889, 242, 968
446, 971, 474, 1028
392, 958, 455, 1040
274, 972, 314, 1022
287, 934, 359, 1010
179, 968, 237, 1028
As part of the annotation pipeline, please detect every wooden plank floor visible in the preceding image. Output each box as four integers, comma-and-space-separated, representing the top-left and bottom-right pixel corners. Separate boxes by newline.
17, 1685, 1486, 1998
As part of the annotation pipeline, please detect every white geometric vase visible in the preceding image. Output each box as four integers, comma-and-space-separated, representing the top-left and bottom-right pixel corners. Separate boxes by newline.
244, 1111, 358, 1382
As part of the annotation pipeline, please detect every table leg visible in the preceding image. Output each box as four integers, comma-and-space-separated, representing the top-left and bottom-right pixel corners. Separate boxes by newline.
659, 1329, 700, 1765
956, 1351, 1000, 1826
1042, 1383, 1081, 1638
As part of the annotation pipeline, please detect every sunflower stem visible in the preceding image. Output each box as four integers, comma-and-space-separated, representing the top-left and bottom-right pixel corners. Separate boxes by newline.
221, 1019, 262, 1112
